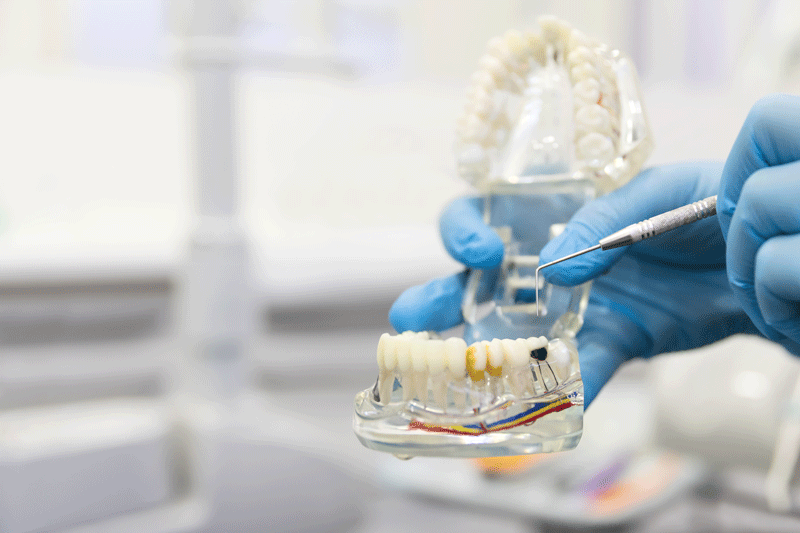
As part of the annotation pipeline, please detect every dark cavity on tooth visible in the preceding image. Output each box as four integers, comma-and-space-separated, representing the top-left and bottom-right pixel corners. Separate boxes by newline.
531, 347, 548, 361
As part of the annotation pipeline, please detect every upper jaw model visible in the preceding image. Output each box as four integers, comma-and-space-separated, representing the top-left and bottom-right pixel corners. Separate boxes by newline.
354, 17, 652, 458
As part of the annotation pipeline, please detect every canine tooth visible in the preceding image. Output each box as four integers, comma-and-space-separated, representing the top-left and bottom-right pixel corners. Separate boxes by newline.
444, 338, 467, 375
576, 104, 612, 135
466, 342, 487, 382
425, 340, 446, 374
573, 78, 601, 106
577, 132, 614, 161
571, 62, 600, 82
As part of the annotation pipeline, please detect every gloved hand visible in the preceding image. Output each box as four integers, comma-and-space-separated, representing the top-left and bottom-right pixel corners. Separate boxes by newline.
718, 94, 800, 354
389, 162, 760, 407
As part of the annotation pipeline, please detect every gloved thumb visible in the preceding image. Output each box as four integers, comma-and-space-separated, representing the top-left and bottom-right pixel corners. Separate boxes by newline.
539, 163, 721, 286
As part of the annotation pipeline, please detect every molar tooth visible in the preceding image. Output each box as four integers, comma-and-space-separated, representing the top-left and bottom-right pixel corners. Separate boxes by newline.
576, 104, 612, 135
547, 339, 573, 383
444, 338, 467, 376
425, 339, 446, 375
573, 78, 601, 106
577, 132, 615, 162
502, 338, 529, 368
571, 62, 600, 82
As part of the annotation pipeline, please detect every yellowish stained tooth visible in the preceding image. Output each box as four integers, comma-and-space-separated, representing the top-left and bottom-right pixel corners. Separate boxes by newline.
426, 339, 446, 374
377, 332, 389, 367
571, 62, 600, 82
410, 339, 427, 373
383, 335, 398, 371
573, 78, 601, 106
576, 104, 612, 135
466, 343, 487, 382
567, 46, 595, 67
444, 338, 467, 376
396, 337, 412, 373
486, 339, 504, 377
577, 132, 615, 161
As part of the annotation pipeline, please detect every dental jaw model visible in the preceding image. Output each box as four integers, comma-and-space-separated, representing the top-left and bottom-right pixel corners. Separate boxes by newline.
354, 17, 652, 458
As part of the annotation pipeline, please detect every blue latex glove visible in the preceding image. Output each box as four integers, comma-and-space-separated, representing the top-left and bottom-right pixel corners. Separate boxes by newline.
390, 162, 759, 407
718, 94, 800, 351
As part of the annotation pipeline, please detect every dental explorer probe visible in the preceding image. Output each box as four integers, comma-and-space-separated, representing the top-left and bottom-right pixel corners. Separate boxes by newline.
534, 195, 717, 316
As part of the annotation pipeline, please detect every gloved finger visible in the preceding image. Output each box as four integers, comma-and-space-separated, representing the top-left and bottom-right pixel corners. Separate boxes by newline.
440, 197, 504, 269
719, 94, 800, 239
726, 160, 800, 342
755, 233, 800, 347
540, 162, 723, 286
576, 295, 653, 407
388, 268, 498, 333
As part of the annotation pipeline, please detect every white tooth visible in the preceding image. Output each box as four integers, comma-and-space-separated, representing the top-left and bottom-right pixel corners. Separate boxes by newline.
538, 15, 572, 46
417, 331, 431, 340
378, 370, 394, 405
413, 372, 428, 402
410, 339, 427, 373
468, 87, 494, 118
401, 374, 414, 401
525, 336, 547, 351
576, 104, 612, 135
573, 78, 601, 106
459, 113, 491, 143
505, 30, 529, 64
571, 62, 600, 82
487, 38, 516, 70
568, 29, 592, 50
444, 338, 467, 376
396, 337, 412, 373
547, 339, 573, 383
383, 335, 398, 371
426, 340, 446, 375
377, 333, 389, 368
479, 54, 508, 81
487, 339, 505, 369
431, 374, 447, 408
577, 132, 615, 161
523, 31, 546, 66
471, 70, 496, 90
502, 338, 529, 368
457, 143, 490, 169
567, 46, 595, 67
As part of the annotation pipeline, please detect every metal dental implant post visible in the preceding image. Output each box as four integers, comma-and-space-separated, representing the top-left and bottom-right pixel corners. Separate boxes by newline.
535, 195, 718, 316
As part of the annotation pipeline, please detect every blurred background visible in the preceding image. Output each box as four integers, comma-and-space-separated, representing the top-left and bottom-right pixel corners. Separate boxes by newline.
1, 0, 800, 531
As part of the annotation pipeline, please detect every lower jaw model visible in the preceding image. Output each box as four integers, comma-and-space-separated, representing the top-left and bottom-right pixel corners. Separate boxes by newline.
353, 331, 583, 458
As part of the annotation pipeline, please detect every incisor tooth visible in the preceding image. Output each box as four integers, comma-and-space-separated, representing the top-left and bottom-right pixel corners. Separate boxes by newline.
444, 338, 467, 375
426, 339, 446, 374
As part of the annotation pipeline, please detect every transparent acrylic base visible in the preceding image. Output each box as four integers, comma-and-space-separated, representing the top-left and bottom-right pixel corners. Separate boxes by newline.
353, 360, 583, 458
